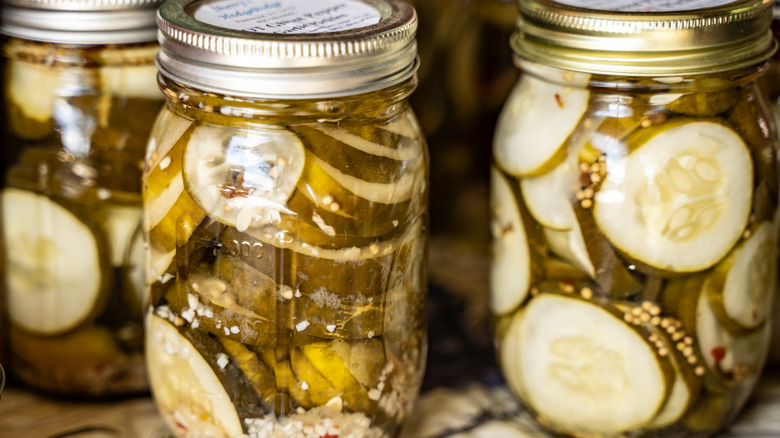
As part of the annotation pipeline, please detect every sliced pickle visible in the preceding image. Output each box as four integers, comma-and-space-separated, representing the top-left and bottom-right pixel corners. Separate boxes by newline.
5, 59, 58, 139
217, 337, 276, 410
99, 64, 161, 100
593, 119, 753, 273
145, 108, 194, 171
521, 150, 580, 231
666, 85, 738, 117
646, 325, 701, 428
694, 281, 771, 383
124, 222, 146, 315
292, 123, 422, 184
146, 312, 246, 437
102, 203, 142, 267
490, 167, 534, 315
298, 341, 374, 412
164, 270, 278, 346
220, 219, 421, 299
304, 151, 423, 205
145, 123, 194, 201
502, 293, 673, 436
493, 72, 590, 177
3, 188, 108, 335
543, 224, 595, 279
144, 175, 206, 253
211, 253, 384, 340
705, 222, 777, 331
10, 325, 124, 376
182, 124, 305, 231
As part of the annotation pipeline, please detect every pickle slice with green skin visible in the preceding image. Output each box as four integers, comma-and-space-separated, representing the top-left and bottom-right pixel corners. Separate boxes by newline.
5, 59, 58, 140
490, 167, 538, 315
182, 124, 305, 231
493, 72, 590, 177
217, 336, 276, 411
211, 253, 385, 340
221, 220, 419, 300
145, 121, 194, 201
666, 84, 738, 117
3, 188, 109, 335
292, 124, 422, 185
144, 174, 206, 253
502, 292, 673, 436
298, 341, 374, 413
163, 270, 278, 346
146, 312, 247, 437
593, 119, 753, 273
102, 203, 142, 267
705, 222, 777, 332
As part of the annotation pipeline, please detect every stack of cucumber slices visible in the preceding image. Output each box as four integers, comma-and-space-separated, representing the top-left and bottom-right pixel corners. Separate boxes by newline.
1, 51, 162, 395
143, 106, 427, 436
492, 73, 778, 436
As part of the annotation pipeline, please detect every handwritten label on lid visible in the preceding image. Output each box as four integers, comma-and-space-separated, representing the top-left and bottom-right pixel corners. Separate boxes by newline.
193, 0, 382, 34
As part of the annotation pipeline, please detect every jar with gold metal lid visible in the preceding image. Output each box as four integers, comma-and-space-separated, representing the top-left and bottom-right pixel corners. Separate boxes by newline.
492, 1, 779, 436
144, 0, 428, 436
0, 0, 164, 397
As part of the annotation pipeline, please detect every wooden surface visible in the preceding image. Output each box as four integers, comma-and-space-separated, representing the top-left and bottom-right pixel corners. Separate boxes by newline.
2, 238, 780, 438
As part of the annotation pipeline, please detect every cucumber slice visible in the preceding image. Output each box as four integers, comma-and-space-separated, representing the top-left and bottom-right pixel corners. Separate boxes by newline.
705, 222, 777, 331
103, 204, 142, 267
124, 222, 146, 315
593, 120, 753, 273
5, 59, 58, 139
146, 313, 244, 437
494, 72, 590, 177
99, 64, 161, 100
543, 224, 595, 278
145, 108, 193, 173
490, 167, 532, 315
182, 124, 305, 231
695, 283, 771, 381
503, 293, 670, 435
3, 188, 106, 335
293, 123, 422, 184
521, 150, 580, 231
144, 173, 205, 253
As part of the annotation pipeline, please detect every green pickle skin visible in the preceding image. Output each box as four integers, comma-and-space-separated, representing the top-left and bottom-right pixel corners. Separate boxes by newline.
0, 39, 164, 397
492, 70, 779, 438
143, 77, 428, 437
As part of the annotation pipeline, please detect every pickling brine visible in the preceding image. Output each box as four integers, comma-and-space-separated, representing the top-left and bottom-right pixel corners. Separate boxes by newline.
492, 1, 779, 436
0, 0, 164, 397
145, 0, 428, 435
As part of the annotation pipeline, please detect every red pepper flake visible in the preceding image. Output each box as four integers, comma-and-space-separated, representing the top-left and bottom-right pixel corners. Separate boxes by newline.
220, 184, 249, 199
554, 93, 564, 109
711, 346, 727, 364
321, 434, 339, 438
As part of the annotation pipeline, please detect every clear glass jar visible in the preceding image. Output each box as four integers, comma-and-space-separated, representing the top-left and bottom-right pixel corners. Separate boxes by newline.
0, 0, 163, 397
144, 0, 428, 436
492, 1, 779, 437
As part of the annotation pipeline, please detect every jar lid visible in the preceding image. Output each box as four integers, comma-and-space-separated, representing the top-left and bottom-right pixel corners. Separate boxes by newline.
0, 0, 163, 44
512, 0, 777, 76
156, 0, 418, 98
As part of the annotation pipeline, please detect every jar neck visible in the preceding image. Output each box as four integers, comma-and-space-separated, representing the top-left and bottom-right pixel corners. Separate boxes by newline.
3, 37, 159, 68
517, 59, 768, 93
159, 73, 419, 122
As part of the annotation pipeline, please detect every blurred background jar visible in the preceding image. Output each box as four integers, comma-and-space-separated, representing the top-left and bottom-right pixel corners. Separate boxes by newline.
492, 0, 779, 436
0, 0, 164, 397
144, 0, 428, 436
408, 0, 517, 243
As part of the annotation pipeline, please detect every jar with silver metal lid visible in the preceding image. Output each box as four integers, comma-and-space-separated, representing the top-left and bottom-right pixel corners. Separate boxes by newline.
144, 0, 428, 436
0, 0, 164, 397
492, 0, 779, 436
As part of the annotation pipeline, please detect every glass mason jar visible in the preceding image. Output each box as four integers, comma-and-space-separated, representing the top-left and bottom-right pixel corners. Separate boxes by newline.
144, 0, 428, 436
0, 0, 164, 396
492, 1, 779, 437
